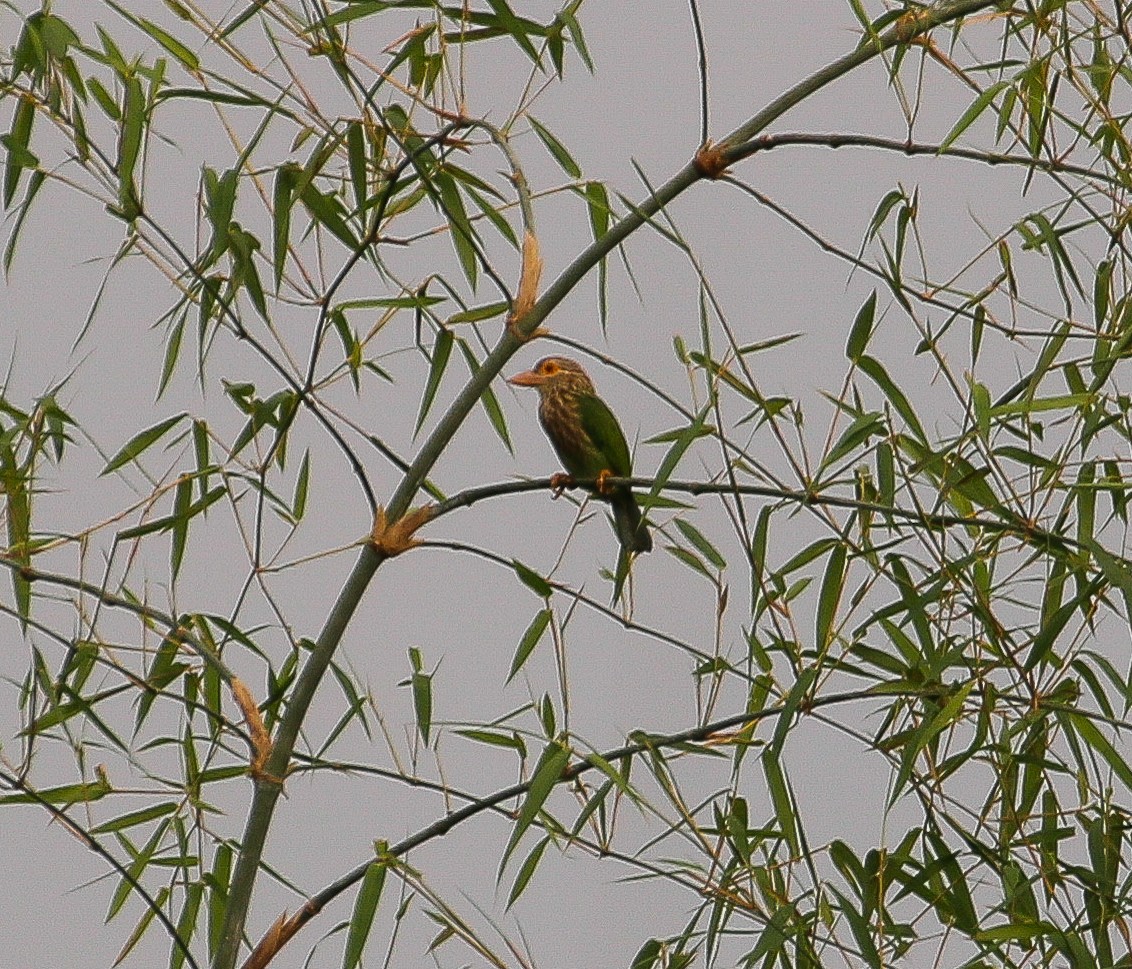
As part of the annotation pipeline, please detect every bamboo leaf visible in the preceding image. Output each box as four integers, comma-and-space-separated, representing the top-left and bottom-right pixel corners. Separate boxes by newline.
346, 119, 367, 215
171, 882, 203, 969
529, 115, 581, 178
170, 475, 191, 580
940, 80, 1010, 151
104, 3, 200, 71
816, 542, 847, 650
343, 857, 388, 969
3, 95, 36, 208
272, 163, 297, 290
502, 737, 570, 868
763, 751, 798, 855
674, 518, 726, 570
435, 170, 478, 287
512, 559, 552, 598
857, 355, 927, 442
292, 450, 310, 520
845, 290, 877, 362
506, 836, 549, 908
414, 328, 454, 435
116, 75, 145, 218
102, 413, 187, 474
508, 609, 551, 683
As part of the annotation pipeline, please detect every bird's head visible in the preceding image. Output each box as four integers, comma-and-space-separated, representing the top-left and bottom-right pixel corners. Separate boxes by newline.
507, 356, 596, 397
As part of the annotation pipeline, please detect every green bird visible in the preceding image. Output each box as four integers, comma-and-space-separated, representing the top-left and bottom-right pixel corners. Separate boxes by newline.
508, 356, 652, 554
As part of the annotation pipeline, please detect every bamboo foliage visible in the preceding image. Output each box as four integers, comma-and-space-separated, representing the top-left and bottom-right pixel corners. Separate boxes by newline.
3, 2, 1132, 968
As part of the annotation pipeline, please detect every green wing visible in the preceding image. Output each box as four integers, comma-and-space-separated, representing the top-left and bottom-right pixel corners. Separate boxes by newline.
578, 393, 632, 477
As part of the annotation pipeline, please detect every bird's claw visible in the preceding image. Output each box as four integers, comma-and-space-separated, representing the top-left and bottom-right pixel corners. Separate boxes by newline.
550, 472, 574, 498
595, 469, 615, 495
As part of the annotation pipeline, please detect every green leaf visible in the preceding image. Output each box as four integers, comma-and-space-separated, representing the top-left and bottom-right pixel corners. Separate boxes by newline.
822, 411, 885, 470
299, 182, 359, 252
1087, 542, 1132, 636
435, 170, 478, 287
292, 450, 310, 520
346, 119, 367, 216
3, 95, 36, 208
414, 328, 454, 435
0, 773, 112, 805
228, 224, 267, 319
203, 167, 237, 264
583, 181, 611, 326
529, 115, 581, 178
857, 355, 927, 442
829, 887, 882, 967
560, 9, 594, 72
508, 609, 551, 683
506, 836, 549, 908
816, 542, 847, 650
482, 0, 542, 62
447, 301, 508, 325
170, 475, 191, 579
155, 88, 273, 109
343, 857, 388, 969
157, 308, 186, 397
116, 886, 171, 965
102, 413, 187, 474
272, 163, 297, 290
117, 75, 146, 218
512, 559, 552, 598
171, 882, 203, 969
456, 728, 527, 755
502, 737, 571, 868
408, 648, 432, 746
891, 682, 973, 804
665, 544, 713, 580
763, 751, 798, 855
940, 80, 1010, 151
645, 405, 710, 509
630, 939, 662, 969
673, 518, 726, 570
4, 167, 46, 272
845, 290, 877, 362
208, 842, 232, 958
112, 4, 200, 71
118, 485, 224, 540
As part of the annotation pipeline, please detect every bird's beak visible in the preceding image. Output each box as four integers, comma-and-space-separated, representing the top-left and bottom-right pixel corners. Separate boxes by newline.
507, 369, 544, 387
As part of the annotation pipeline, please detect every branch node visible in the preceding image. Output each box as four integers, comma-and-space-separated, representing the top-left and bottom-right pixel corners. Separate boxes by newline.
893, 8, 932, 44
232, 677, 280, 786
693, 140, 730, 179
371, 504, 435, 557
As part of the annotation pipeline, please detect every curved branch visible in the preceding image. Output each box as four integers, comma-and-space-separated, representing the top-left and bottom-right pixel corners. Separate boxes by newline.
428, 475, 1078, 556
731, 130, 1117, 187
214, 5, 1003, 965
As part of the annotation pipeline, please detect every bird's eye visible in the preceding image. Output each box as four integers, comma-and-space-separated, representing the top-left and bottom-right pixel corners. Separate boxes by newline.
542, 361, 558, 375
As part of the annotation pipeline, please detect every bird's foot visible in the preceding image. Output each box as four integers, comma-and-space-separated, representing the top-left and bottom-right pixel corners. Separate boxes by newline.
550, 472, 574, 498
595, 469, 615, 495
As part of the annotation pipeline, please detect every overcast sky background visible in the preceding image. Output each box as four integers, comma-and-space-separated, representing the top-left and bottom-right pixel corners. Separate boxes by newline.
0, 2, 1068, 966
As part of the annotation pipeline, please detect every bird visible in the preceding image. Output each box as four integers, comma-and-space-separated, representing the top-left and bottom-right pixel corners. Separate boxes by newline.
508, 356, 652, 554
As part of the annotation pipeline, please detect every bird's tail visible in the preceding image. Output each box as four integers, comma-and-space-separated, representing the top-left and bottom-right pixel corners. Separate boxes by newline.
612, 489, 652, 554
